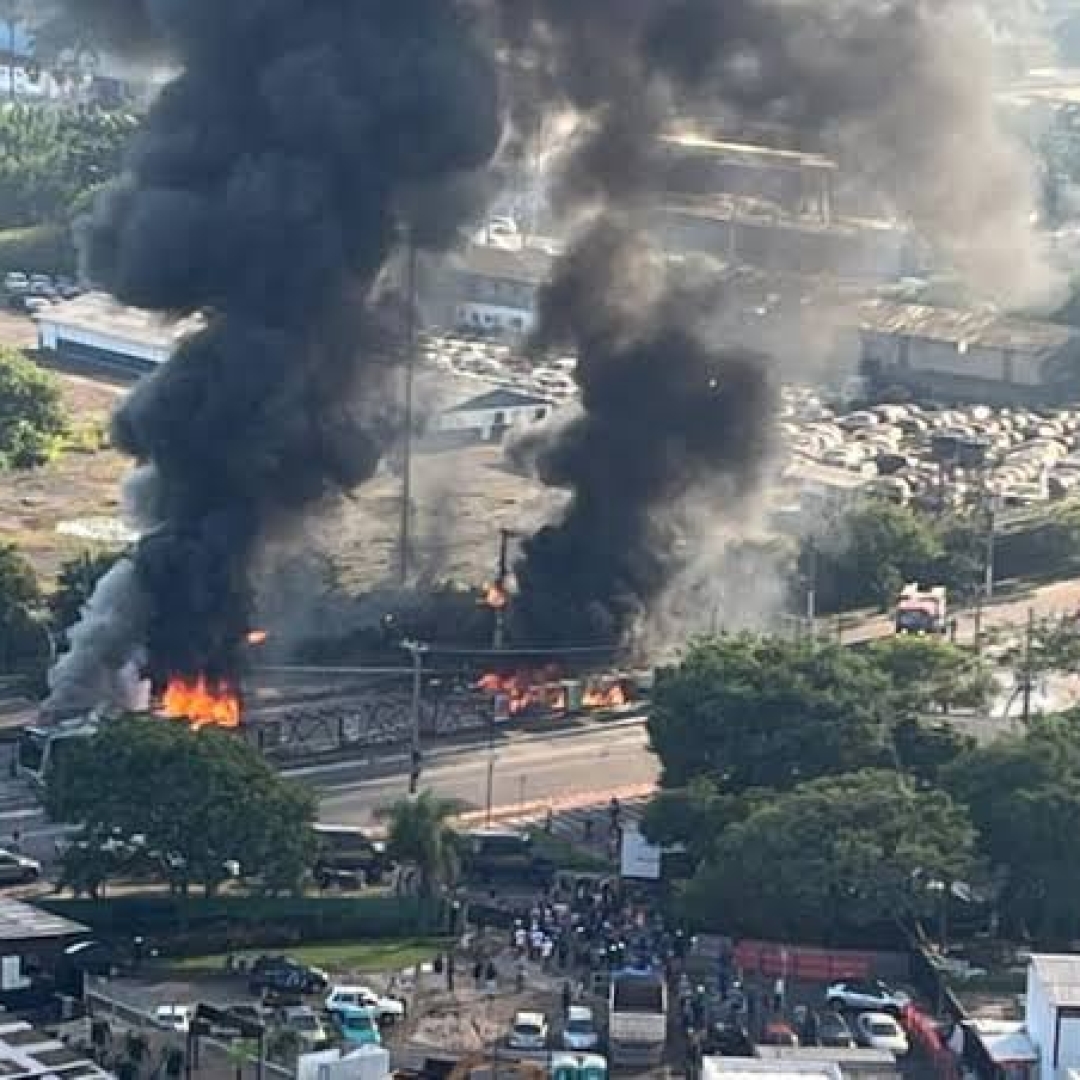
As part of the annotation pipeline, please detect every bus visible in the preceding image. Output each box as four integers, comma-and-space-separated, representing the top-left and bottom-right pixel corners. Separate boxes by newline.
16, 717, 99, 788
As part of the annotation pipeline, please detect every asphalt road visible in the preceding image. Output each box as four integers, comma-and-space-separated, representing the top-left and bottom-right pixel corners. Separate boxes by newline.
301, 717, 658, 827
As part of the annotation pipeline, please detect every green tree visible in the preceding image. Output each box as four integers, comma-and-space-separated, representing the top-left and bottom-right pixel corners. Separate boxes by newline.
384, 791, 460, 899
0, 542, 44, 673
48, 550, 120, 640
648, 636, 891, 792
866, 635, 995, 714
807, 501, 943, 612
47, 716, 317, 895
0, 347, 68, 467
682, 770, 977, 940
640, 777, 736, 866
944, 715, 1080, 942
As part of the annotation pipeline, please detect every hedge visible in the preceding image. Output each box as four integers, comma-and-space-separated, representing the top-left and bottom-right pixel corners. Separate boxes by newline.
40, 894, 444, 957
0, 224, 76, 277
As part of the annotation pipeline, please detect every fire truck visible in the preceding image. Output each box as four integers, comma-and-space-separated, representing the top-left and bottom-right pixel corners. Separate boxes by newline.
894, 583, 948, 635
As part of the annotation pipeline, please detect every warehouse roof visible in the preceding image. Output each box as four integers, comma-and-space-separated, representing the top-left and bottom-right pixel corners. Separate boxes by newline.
660, 132, 838, 171
34, 292, 203, 350
856, 299, 1077, 355
446, 388, 554, 413
454, 243, 555, 285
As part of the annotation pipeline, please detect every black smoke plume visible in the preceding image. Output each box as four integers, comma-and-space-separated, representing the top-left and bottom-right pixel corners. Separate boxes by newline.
49, 0, 500, 707
513, 220, 776, 646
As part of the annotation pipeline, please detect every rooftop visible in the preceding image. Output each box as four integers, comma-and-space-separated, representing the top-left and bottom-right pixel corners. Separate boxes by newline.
1030, 952, 1080, 1007
856, 299, 1077, 356
0, 1019, 112, 1080
34, 292, 203, 351
0, 899, 87, 944
445, 388, 555, 413
453, 243, 555, 286
702, 1057, 843, 1080
660, 132, 839, 171
966, 1020, 1038, 1065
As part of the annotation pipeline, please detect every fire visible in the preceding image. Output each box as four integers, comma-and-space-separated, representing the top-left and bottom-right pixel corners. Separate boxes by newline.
246, 629, 269, 645
161, 675, 241, 728
583, 681, 629, 709
481, 583, 509, 610
476, 669, 634, 716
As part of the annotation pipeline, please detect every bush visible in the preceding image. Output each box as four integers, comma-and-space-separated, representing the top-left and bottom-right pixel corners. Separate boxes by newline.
40, 895, 444, 956
0, 224, 75, 277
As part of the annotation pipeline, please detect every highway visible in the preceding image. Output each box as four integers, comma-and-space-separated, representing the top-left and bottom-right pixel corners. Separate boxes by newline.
296, 716, 658, 827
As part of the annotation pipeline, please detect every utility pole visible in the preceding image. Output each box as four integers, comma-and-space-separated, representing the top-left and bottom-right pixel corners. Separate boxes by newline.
984, 497, 997, 602
492, 528, 517, 650
403, 639, 427, 794
484, 709, 496, 826
1021, 608, 1035, 726
398, 236, 418, 586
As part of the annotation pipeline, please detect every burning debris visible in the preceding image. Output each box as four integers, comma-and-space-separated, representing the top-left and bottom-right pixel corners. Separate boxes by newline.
45, 0, 1060, 704
477, 668, 633, 718
48, 0, 502, 716
161, 675, 241, 729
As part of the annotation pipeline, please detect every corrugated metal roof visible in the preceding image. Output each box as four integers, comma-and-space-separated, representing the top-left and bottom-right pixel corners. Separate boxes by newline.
445, 388, 555, 413
34, 292, 203, 351
857, 299, 1077, 355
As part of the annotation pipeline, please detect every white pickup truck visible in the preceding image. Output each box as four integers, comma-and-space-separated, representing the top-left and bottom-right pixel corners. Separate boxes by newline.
608, 970, 667, 1068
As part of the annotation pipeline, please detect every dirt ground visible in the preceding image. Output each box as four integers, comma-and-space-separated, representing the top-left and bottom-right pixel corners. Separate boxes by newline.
0, 312, 553, 590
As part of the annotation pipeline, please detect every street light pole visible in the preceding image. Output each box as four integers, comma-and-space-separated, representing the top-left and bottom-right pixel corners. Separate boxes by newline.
492, 528, 517, 651
403, 639, 427, 794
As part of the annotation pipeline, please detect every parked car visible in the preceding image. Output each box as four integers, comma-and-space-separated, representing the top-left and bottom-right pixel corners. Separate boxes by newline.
816, 1010, 857, 1049
761, 1021, 800, 1047
508, 1010, 549, 1051
312, 825, 390, 887
855, 1011, 909, 1056
248, 955, 328, 997
0, 849, 40, 885
53, 276, 80, 299
3, 272, 28, 295
203, 1004, 272, 1038
336, 1005, 382, 1048
562, 1005, 599, 1051
705, 1020, 754, 1057
28, 274, 53, 297
826, 979, 910, 1013
154, 1004, 193, 1033
324, 985, 406, 1024
280, 1005, 327, 1048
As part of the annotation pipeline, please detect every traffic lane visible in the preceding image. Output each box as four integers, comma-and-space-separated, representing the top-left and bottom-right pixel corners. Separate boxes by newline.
317, 724, 659, 826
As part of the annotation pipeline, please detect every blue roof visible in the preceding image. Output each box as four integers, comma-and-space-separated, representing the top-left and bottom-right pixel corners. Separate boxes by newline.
446, 388, 555, 413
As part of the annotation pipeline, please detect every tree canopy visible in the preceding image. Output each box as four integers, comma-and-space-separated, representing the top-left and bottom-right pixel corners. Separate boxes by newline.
0, 103, 138, 231
682, 769, 977, 940
0, 542, 44, 673
47, 715, 317, 896
383, 791, 460, 900
0, 348, 68, 468
648, 636, 892, 792
48, 549, 120, 641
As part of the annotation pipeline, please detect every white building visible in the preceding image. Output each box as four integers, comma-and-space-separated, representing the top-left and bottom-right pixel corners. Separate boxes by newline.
34, 292, 201, 380
436, 388, 555, 443
1025, 953, 1080, 1080
702, 1057, 844, 1080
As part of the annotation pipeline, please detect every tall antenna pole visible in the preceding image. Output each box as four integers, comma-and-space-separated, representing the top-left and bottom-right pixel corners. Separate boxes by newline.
398, 235, 417, 586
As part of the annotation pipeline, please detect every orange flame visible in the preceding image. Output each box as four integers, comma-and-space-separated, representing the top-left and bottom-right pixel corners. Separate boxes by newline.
475, 669, 633, 716
481, 583, 509, 610
161, 675, 241, 728
246, 629, 269, 645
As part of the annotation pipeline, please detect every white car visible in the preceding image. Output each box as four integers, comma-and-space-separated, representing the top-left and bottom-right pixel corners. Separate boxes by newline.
281, 1005, 327, 1048
153, 1004, 193, 1033
562, 1005, 599, 1051
508, 1010, 549, 1051
826, 979, 910, 1013
855, 1011, 909, 1056
325, 985, 406, 1023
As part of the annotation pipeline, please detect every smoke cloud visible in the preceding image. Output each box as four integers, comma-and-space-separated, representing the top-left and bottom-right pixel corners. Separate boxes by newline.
512, 220, 777, 645
50, 0, 501, 708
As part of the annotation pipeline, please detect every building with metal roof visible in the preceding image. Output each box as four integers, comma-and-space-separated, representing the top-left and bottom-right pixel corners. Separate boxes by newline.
436, 387, 555, 445
854, 300, 1080, 405
0, 1020, 113, 1080
34, 293, 202, 380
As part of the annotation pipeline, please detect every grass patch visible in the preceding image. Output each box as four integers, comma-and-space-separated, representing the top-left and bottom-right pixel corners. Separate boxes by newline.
167, 937, 449, 975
